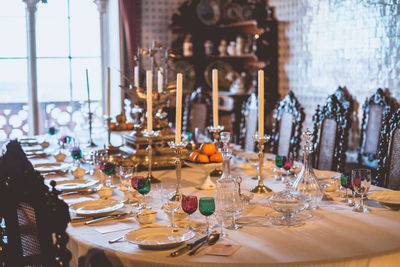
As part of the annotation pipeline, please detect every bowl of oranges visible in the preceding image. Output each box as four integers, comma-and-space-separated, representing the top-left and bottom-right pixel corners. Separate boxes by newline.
186, 143, 222, 190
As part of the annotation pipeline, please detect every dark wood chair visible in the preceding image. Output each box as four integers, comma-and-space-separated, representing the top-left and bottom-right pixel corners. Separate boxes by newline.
377, 109, 400, 189
239, 92, 258, 151
0, 140, 71, 267
358, 88, 394, 169
269, 91, 304, 159
183, 86, 213, 135
311, 94, 350, 172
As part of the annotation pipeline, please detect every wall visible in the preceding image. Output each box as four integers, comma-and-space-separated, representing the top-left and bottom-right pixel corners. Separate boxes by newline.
137, 0, 400, 148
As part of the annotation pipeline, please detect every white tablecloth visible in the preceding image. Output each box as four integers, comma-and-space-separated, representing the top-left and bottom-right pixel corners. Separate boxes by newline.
38, 157, 400, 267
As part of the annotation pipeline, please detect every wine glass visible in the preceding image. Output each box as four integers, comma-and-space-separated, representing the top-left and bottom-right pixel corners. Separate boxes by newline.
199, 197, 215, 234
351, 169, 371, 213
103, 162, 116, 187
120, 165, 135, 203
136, 177, 151, 209
274, 155, 287, 180
282, 154, 294, 187
181, 195, 198, 231
215, 210, 228, 238
161, 183, 181, 227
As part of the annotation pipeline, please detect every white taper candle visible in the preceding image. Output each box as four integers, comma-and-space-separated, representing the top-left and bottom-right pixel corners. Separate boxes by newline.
212, 69, 218, 128
258, 69, 264, 137
158, 69, 163, 93
176, 73, 183, 143
146, 70, 152, 133
107, 67, 111, 117
134, 65, 139, 87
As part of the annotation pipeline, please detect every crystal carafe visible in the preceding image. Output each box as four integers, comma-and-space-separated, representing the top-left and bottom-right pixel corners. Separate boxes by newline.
291, 129, 323, 210
215, 132, 243, 229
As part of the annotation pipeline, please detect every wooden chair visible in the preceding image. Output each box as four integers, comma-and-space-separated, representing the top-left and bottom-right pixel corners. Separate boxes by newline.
377, 109, 400, 189
183, 86, 213, 135
311, 94, 350, 172
239, 92, 258, 151
0, 140, 71, 267
269, 91, 304, 159
358, 88, 394, 169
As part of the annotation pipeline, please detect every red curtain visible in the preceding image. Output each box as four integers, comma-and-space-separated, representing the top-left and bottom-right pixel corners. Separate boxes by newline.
119, 0, 137, 81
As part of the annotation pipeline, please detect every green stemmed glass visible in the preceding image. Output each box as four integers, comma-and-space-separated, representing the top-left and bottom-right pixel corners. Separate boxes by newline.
137, 178, 151, 209
103, 162, 116, 187
199, 197, 215, 234
274, 155, 287, 180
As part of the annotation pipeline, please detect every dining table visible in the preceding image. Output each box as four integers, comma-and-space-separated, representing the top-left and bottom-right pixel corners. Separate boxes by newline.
29, 141, 400, 267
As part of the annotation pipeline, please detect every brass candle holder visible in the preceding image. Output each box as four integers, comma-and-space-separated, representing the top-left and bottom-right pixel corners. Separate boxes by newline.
250, 134, 273, 194
168, 140, 188, 201
207, 125, 224, 177
143, 131, 161, 183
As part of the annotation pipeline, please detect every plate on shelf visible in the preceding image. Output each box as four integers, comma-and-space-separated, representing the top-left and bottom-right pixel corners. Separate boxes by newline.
196, 0, 220, 26
223, 2, 242, 23
34, 162, 71, 173
70, 199, 124, 217
173, 60, 196, 91
125, 227, 195, 249
368, 191, 400, 206
55, 179, 98, 192
204, 60, 237, 91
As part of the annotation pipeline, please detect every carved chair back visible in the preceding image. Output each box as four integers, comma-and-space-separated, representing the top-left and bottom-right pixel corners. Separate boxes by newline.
183, 86, 213, 135
269, 91, 304, 159
239, 92, 258, 151
0, 140, 71, 267
358, 88, 394, 168
312, 94, 350, 172
377, 109, 400, 189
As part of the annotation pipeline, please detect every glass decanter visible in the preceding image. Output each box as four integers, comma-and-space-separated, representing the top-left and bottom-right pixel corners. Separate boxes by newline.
215, 132, 243, 230
291, 129, 323, 210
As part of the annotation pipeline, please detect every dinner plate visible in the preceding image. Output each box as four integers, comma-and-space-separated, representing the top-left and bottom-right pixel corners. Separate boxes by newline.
23, 146, 43, 153
313, 170, 341, 180
55, 179, 98, 192
368, 191, 400, 206
34, 162, 71, 173
125, 227, 195, 249
236, 151, 275, 161
70, 199, 124, 217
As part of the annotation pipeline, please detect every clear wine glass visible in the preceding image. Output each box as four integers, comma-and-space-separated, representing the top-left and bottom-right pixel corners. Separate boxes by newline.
351, 169, 371, 213
161, 183, 181, 227
120, 165, 135, 203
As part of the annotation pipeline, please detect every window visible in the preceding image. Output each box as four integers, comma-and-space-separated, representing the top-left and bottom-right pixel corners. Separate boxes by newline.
0, 0, 103, 140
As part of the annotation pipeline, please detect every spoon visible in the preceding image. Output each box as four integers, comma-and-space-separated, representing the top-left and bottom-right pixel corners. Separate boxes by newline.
188, 232, 220, 256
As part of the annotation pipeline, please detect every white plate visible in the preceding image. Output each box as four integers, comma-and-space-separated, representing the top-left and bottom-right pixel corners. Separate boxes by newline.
236, 152, 275, 161
55, 179, 98, 192
313, 170, 341, 180
368, 191, 400, 206
125, 227, 195, 249
34, 162, 71, 173
70, 199, 124, 217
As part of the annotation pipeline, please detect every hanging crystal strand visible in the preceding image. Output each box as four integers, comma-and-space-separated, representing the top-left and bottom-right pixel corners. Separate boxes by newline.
291, 129, 323, 210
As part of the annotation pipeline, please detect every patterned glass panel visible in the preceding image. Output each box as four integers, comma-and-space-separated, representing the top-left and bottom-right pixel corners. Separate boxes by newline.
364, 105, 383, 154
387, 128, 400, 190
318, 118, 337, 171
277, 112, 293, 157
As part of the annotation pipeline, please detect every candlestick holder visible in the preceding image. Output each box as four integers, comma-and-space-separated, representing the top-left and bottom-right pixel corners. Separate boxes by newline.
250, 134, 273, 194
168, 140, 188, 201
143, 131, 161, 183
87, 112, 96, 147
207, 125, 224, 177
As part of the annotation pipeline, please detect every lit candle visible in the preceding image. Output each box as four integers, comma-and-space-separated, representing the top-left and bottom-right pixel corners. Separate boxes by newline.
212, 69, 218, 128
107, 67, 111, 117
134, 65, 139, 87
85, 69, 91, 114
258, 69, 264, 137
176, 73, 183, 143
146, 70, 152, 133
158, 69, 163, 93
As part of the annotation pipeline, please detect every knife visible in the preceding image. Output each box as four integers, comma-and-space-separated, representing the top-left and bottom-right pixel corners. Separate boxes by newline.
84, 213, 128, 225
170, 235, 209, 257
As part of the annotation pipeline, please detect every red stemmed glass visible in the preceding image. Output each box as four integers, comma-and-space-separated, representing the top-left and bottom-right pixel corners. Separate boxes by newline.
182, 195, 198, 231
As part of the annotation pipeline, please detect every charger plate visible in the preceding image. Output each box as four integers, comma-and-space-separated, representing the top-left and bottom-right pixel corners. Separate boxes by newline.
125, 227, 195, 249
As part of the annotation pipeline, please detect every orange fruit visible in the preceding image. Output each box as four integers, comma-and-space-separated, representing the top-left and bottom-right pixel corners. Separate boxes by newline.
110, 122, 116, 130
196, 154, 210, 163
126, 122, 134, 130
210, 152, 222, 162
200, 143, 217, 156
189, 151, 200, 162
